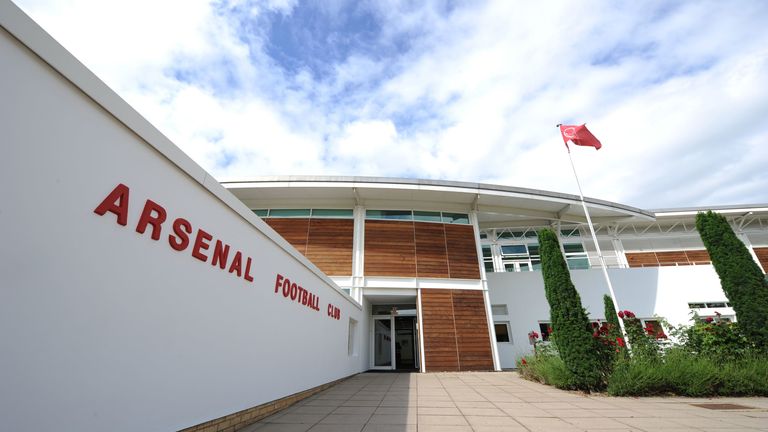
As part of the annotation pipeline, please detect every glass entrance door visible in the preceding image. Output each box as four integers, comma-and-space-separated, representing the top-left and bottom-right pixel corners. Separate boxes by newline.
372, 317, 394, 369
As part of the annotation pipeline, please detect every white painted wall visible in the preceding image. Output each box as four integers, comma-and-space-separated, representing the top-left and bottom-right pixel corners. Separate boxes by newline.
488, 266, 731, 369
0, 6, 368, 432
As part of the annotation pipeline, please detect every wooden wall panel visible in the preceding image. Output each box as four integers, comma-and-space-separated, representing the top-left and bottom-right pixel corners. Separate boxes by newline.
452, 290, 494, 371
265, 218, 309, 255
754, 247, 768, 273
421, 289, 494, 372
627, 250, 711, 268
445, 224, 481, 279
415, 222, 450, 278
421, 289, 459, 371
685, 250, 711, 265
306, 219, 354, 276
364, 220, 417, 277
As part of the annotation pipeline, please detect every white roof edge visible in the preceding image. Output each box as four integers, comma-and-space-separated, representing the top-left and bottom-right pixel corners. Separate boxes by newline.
0, 0, 361, 310
222, 176, 656, 220
652, 204, 768, 217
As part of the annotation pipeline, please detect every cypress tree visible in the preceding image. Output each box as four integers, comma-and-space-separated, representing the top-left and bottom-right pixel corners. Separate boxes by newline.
538, 228, 603, 390
602, 294, 626, 359
695, 211, 768, 349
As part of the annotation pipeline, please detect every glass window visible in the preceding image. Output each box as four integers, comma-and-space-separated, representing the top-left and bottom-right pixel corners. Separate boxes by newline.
482, 246, 492, 258
491, 304, 508, 316
494, 322, 511, 343
563, 243, 585, 253
252, 209, 268, 217
311, 209, 353, 218
413, 211, 442, 222
348, 318, 357, 356
484, 261, 495, 272
538, 322, 553, 341
269, 209, 311, 218
567, 257, 590, 270
561, 228, 580, 237
442, 212, 469, 224
688, 302, 706, 309
706, 302, 727, 308
501, 245, 527, 256
366, 210, 413, 220
479, 232, 488, 239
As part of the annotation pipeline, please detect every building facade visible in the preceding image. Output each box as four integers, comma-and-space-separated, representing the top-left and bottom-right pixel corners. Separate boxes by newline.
224, 178, 768, 371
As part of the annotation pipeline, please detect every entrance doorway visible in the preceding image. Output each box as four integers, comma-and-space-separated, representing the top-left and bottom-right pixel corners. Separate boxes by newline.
370, 304, 420, 371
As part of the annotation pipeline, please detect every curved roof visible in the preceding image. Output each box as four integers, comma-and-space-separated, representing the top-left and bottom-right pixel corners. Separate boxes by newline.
222, 176, 655, 228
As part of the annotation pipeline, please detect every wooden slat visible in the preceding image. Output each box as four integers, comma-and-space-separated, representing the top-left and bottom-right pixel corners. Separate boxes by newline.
656, 251, 689, 265
265, 218, 309, 255
415, 222, 450, 278
451, 289, 494, 371
421, 289, 459, 371
364, 220, 417, 277
753, 247, 768, 273
626, 252, 658, 268
685, 249, 711, 265
420, 288, 493, 372
445, 225, 481, 279
306, 219, 353, 276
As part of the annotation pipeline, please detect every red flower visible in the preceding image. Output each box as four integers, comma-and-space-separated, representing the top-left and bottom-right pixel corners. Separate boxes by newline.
616, 337, 626, 347
617, 311, 625, 319
521, 358, 527, 366
624, 310, 636, 318
705, 317, 714, 323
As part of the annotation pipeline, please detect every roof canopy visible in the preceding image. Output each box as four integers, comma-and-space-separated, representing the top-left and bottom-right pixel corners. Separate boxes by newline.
222, 176, 655, 228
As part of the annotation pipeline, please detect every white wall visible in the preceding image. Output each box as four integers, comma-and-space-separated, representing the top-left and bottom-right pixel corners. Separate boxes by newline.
488, 266, 731, 369
0, 6, 368, 431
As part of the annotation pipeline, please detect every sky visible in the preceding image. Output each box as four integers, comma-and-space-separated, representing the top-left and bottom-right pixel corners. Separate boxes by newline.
14, 0, 768, 209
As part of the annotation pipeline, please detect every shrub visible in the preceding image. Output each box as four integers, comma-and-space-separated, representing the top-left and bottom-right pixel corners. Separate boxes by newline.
674, 313, 753, 362
607, 348, 768, 396
517, 339, 578, 389
619, 310, 660, 361
537, 228, 604, 391
696, 211, 768, 349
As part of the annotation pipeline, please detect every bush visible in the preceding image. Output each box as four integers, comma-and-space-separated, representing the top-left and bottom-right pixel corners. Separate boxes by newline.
538, 228, 604, 391
696, 211, 768, 349
607, 348, 768, 396
517, 343, 576, 389
672, 313, 753, 362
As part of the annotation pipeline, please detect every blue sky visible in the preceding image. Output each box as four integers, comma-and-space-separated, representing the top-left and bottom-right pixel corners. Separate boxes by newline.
15, 0, 768, 208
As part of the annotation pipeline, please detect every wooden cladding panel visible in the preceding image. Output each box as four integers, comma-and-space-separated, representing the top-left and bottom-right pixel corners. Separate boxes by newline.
755, 247, 768, 273
627, 250, 711, 268
452, 290, 494, 371
305, 219, 353, 276
421, 289, 460, 371
415, 222, 450, 278
421, 289, 494, 372
364, 220, 417, 277
445, 224, 481, 279
265, 218, 309, 255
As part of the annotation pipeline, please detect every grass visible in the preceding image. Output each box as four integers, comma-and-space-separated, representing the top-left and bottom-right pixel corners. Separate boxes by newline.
518, 347, 768, 396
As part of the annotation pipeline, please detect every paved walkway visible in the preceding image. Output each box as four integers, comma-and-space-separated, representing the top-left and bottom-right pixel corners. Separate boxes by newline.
243, 372, 768, 432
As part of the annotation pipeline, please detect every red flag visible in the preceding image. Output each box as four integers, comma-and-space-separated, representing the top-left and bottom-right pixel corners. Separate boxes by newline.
559, 124, 602, 150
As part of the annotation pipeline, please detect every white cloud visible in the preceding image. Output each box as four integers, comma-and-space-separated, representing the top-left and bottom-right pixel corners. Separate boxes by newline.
14, 0, 768, 208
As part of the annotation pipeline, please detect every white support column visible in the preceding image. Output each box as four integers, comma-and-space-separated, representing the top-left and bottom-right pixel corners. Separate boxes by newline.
470, 211, 502, 371
609, 226, 629, 269
352, 205, 366, 303
417, 287, 426, 373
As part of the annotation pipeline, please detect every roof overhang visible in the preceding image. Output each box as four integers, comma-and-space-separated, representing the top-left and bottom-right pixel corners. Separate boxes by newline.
222, 176, 655, 228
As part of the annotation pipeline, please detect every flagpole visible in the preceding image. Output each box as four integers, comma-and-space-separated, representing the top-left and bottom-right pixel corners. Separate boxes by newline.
563, 135, 632, 353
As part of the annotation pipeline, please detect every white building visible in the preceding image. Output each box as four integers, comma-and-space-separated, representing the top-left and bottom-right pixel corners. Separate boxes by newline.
2, 2, 767, 431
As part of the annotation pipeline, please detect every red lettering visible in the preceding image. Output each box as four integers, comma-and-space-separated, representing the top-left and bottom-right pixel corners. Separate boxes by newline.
211, 240, 230, 270
301, 290, 308, 305
274, 274, 284, 293
244, 257, 254, 282
290, 283, 298, 300
135, 199, 167, 240
328, 304, 333, 316
228, 251, 242, 276
282, 278, 291, 297
192, 229, 212, 262
168, 218, 192, 251
94, 183, 130, 226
